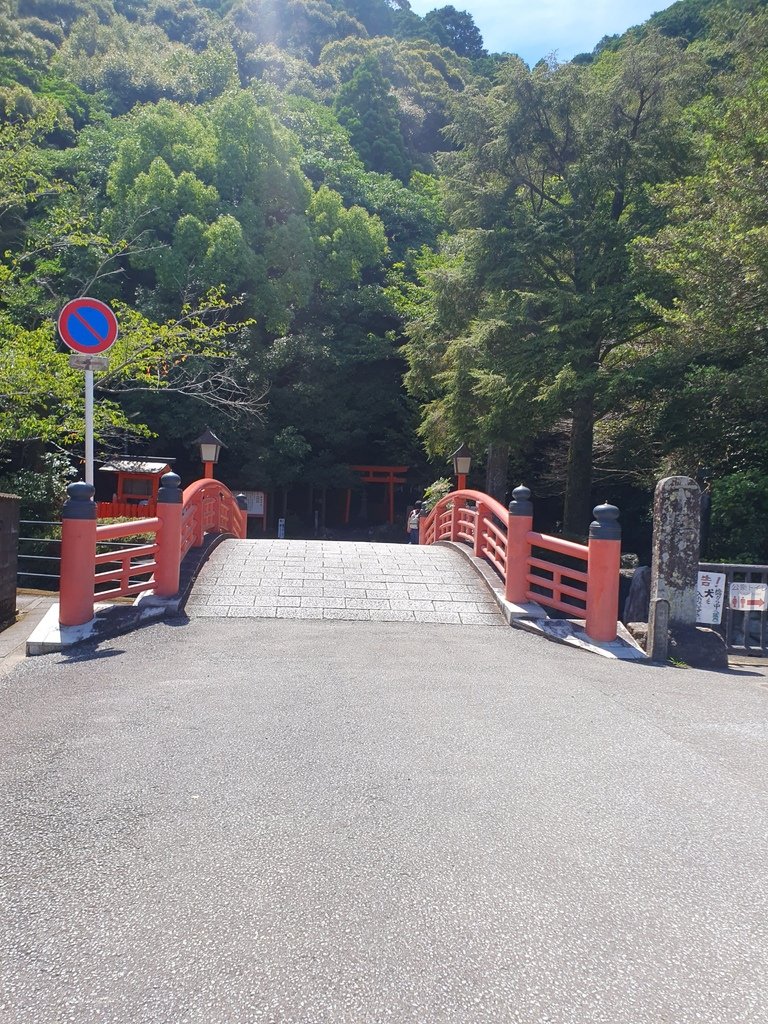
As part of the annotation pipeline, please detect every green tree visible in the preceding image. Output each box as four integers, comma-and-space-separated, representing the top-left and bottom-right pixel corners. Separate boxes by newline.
319, 35, 470, 170
0, 108, 264, 462
423, 5, 486, 60
226, 0, 365, 63
53, 13, 237, 113
404, 33, 700, 529
272, 93, 444, 259
334, 56, 411, 182
620, 51, 768, 557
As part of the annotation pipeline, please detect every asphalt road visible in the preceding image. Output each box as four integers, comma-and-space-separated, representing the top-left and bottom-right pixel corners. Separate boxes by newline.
2, 617, 768, 1023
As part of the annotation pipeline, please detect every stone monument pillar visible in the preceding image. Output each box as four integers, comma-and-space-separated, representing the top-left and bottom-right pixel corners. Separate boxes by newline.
650, 476, 700, 628
648, 475, 726, 667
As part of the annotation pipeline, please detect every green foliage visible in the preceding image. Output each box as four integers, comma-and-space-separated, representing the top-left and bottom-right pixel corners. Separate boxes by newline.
421, 475, 451, 510
423, 6, 486, 60
4, 0, 768, 542
0, 451, 75, 520
403, 33, 703, 532
319, 35, 470, 169
54, 14, 238, 113
710, 470, 768, 564
624, 55, 768, 492
227, 0, 366, 63
334, 56, 411, 182
275, 95, 444, 258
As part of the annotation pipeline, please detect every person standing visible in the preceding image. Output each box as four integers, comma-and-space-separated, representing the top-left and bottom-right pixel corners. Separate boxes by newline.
406, 502, 422, 544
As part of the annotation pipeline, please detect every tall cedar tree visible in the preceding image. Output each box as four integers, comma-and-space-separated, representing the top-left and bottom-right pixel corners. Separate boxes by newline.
423, 33, 699, 533
334, 56, 411, 183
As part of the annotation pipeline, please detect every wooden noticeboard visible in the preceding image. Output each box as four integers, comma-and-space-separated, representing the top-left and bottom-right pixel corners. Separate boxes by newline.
242, 490, 267, 532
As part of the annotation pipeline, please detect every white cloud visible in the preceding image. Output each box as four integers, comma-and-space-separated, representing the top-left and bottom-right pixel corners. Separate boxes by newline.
408, 1, 673, 63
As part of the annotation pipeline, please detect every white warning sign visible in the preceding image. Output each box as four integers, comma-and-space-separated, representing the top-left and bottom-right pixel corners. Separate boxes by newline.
728, 582, 768, 612
696, 571, 726, 624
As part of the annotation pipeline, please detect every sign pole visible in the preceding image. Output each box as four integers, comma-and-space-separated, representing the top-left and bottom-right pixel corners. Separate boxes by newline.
84, 369, 94, 485
57, 297, 119, 487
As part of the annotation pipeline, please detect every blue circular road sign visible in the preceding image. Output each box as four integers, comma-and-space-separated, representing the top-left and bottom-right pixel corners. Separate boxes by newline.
58, 297, 119, 354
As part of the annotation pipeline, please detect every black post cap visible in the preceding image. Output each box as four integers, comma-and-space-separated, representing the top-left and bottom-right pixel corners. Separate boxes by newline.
158, 472, 182, 504
589, 502, 621, 540
508, 485, 533, 517
62, 481, 96, 520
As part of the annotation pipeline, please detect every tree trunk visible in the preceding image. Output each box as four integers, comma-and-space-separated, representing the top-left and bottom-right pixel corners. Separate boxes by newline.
485, 441, 510, 503
562, 393, 595, 538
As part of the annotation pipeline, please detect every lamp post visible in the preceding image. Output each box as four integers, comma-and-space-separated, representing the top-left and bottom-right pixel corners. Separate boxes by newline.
451, 442, 472, 492
193, 427, 225, 479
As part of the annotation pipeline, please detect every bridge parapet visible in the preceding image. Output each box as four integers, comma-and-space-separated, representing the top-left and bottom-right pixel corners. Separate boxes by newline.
420, 486, 621, 643
59, 474, 246, 627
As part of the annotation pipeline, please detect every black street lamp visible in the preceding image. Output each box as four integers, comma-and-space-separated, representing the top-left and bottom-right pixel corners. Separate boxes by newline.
193, 427, 225, 479
451, 442, 472, 491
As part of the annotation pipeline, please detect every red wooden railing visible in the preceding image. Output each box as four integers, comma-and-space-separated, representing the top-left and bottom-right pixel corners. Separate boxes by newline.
96, 499, 157, 519
93, 517, 160, 601
527, 532, 589, 617
59, 474, 247, 627
180, 479, 246, 562
420, 486, 621, 643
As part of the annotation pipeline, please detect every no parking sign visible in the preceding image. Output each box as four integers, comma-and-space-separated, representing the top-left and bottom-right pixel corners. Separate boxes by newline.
57, 297, 119, 486
57, 297, 119, 354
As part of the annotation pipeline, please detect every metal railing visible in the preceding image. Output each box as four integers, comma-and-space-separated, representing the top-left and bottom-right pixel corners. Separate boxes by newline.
700, 562, 768, 654
17, 521, 61, 589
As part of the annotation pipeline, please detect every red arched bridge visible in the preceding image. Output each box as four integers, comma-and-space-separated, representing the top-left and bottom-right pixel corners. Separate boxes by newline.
57, 476, 622, 645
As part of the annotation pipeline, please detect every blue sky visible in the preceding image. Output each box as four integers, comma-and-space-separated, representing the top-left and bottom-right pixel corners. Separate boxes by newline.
408, 1, 675, 65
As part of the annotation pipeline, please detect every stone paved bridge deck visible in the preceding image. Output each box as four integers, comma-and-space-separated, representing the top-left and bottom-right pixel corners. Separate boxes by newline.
185, 539, 505, 625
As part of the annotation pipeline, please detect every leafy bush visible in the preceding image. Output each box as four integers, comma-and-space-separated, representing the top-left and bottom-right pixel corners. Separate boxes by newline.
710, 471, 768, 565
421, 476, 452, 511
0, 453, 75, 522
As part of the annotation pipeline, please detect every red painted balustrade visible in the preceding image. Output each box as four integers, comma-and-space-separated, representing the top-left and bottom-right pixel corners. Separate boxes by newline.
59, 474, 247, 627
96, 499, 157, 519
419, 486, 621, 643
180, 479, 246, 562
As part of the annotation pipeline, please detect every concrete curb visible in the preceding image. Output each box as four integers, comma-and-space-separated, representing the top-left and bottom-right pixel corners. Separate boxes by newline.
25, 532, 232, 656
0, 594, 57, 673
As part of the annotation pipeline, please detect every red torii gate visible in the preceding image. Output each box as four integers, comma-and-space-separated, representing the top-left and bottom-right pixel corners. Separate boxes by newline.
345, 465, 409, 525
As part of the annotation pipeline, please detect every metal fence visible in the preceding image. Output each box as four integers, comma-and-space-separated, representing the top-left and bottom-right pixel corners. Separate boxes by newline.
17, 520, 61, 590
700, 562, 768, 655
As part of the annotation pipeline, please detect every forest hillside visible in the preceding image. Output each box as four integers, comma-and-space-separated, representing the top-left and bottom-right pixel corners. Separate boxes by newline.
1, 0, 767, 558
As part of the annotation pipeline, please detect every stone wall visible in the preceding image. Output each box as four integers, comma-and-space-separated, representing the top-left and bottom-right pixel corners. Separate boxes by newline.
0, 493, 20, 625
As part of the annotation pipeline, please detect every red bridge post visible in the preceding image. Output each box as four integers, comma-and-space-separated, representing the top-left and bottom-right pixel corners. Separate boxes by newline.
586, 503, 622, 642
155, 473, 183, 598
450, 495, 464, 542
59, 482, 97, 627
506, 486, 533, 605
473, 500, 487, 558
